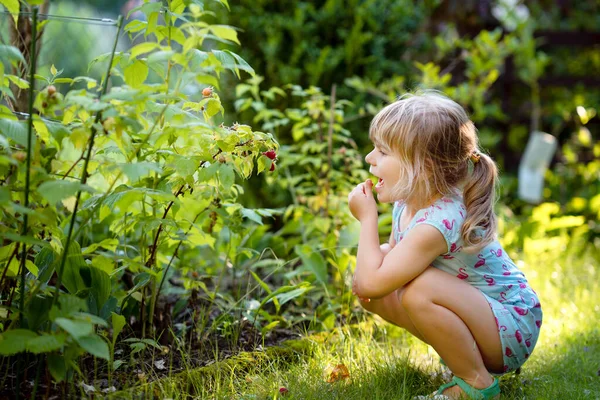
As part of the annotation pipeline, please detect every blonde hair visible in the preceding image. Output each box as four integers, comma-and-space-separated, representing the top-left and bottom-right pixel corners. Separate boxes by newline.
369, 90, 498, 251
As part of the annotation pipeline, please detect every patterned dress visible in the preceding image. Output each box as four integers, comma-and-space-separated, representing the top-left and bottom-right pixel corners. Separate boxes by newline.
392, 191, 543, 373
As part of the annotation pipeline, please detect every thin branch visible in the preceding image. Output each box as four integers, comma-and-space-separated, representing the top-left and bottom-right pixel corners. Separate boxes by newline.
145, 184, 186, 268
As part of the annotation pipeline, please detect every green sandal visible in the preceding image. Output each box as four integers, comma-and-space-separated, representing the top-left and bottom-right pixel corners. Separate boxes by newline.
436, 376, 500, 400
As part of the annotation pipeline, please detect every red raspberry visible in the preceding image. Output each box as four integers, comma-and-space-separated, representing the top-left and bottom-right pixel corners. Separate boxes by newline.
263, 150, 277, 160
202, 87, 213, 97
270, 162, 276, 172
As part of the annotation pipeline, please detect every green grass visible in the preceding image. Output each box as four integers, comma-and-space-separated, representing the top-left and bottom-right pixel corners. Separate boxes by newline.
116, 245, 600, 399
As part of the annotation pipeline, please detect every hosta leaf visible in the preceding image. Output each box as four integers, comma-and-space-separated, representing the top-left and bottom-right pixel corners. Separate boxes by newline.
47, 354, 66, 382
0, 118, 27, 146
55, 317, 93, 340
111, 313, 126, 346
76, 334, 109, 360
58, 241, 87, 295
0, 44, 25, 66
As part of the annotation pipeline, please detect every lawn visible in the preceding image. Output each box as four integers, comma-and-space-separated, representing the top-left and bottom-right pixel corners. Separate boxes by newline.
113, 239, 600, 399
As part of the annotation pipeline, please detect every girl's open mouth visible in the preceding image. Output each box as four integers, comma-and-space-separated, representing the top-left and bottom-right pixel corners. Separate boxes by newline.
375, 178, 384, 191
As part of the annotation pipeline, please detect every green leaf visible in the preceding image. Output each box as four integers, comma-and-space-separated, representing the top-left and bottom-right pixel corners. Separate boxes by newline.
124, 60, 149, 88
249, 270, 272, 295
76, 334, 109, 360
82, 238, 119, 255
204, 98, 223, 118
0, 231, 50, 248
295, 244, 328, 285
55, 317, 93, 340
218, 163, 235, 189
258, 284, 311, 312
111, 313, 126, 347
241, 208, 263, 225
0, 118, 28, 146
60, 241, 88, 295
0, 1, 19, 28
6, 74, 29, 89
27, 334, 66, 354
0, 329, 38, 355
209, 25, 240, 45
47, 354, 67, 382
37, 180, 95, 205
117, 161, 162, 183
276, 285, 313, 306
170, 0, 185, 14
129, 42, 161, 60
80, 267, 111, 313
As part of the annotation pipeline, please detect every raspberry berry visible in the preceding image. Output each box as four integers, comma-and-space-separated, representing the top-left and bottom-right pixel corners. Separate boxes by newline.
47, 85, 56, 96
263, 150, 277, 160
270, 162, 276, 172
12, 151, 26, 162
202, 87, 213, 97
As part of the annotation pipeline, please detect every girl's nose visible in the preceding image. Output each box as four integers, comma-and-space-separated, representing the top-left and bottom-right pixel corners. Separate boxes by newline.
365, 150, 375, 165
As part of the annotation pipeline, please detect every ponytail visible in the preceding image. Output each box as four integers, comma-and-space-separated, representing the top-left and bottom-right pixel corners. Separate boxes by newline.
461, 152, 498, 252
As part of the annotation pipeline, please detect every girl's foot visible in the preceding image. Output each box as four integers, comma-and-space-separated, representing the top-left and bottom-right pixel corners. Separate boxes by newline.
437, 376, 500, 400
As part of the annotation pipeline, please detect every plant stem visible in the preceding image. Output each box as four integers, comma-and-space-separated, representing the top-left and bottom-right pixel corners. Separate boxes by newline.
51, 16, 123, 304
146, 184, 186, 334
324, 84, 336, 218
16, 8, 38, 400
19, 5, 38, 328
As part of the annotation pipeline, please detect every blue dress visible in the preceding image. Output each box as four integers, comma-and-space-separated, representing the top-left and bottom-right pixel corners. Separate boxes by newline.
392, 191, 543, 373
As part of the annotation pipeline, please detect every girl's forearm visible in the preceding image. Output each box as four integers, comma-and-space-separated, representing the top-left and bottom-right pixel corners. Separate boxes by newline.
354, 216, 384, 294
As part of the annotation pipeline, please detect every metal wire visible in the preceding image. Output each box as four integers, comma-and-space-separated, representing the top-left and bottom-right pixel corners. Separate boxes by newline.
0, 10, 119, 26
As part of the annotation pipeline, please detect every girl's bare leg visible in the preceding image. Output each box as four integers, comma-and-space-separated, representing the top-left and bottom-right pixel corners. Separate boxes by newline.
358, 243, 427, 342
401, 267, 504, 398
359, 288, 427, 343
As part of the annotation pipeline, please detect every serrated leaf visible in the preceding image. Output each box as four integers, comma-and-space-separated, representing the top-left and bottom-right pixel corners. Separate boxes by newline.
124, 60, 148, 88
117, 161, 162, 183
27, 334, 66, 353
129, 42, 161, 60
241, 208, 263, 225
0, 329, 38, 355
37, 180, 95, 205
170, 0, 185, 14
209, 25, 240, 45
218, 164, 234, 189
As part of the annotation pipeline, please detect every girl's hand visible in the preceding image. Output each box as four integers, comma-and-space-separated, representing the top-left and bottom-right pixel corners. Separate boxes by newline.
348, 179, 377, 222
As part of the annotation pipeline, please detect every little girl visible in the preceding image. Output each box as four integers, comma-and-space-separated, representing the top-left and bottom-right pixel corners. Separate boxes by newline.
348, 92, 542, 400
